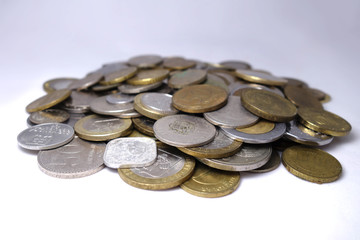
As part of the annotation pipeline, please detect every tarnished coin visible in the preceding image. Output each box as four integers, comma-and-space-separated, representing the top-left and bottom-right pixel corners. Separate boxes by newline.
97, 61, 129, 76
106, 92, 135, 104
101, 66, 138, 85
282, 145, 342, 183
235, 69, 288, 86
118, 81, 163, 94
90, 96, 134, 116
37, 136, 105, 178
26, 89, 72, 113
204, 96, 259, 128
29, 109, 70, 124
118, 144, 195, 190
298, 108, 352, 137
61, 90, 99, 113
128, 129, 157, 140
17, 123, 74, 150
153, 114, 216, 147
219, 60, 251, 70
65, 113, 86, 128
172, 84, 228, 113
231, 82, 284, 97
74, 114, 132, 141
163, 57, 196, 70
203, 73, 229, 92
128, 54, 163, 68
282, 77, 309, 88
132, 117, 156, 136
249, 151, 281, 173
43, 77, 79, 93
140, 93, 178, 116
180, 162, 240, 198
208, 69, 237, 85
284, 85, 323, 109
241, 88, 297, 122
127, 69, 169, 85
91, 83, 119, 92
168, 69, 207, 89
104, 137, 157, 168
236, 119, 275, 134
68, 72, 104, 90
197, 144, 272, 171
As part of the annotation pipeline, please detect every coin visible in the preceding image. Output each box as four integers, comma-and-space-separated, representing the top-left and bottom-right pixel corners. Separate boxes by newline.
153, 114, 216, 147
284, 85, 323, 109
29, 109, 70, 124
118, 144, 195, 190
282, 77, 309, 88
163, 57, 196, 70
126, 69, 169, 85
61, 90, 99, 113
104, 137, 157, 168
106, 92, 135, 104
231, 82, 284, 97
132, 117, 156, 136
172, 84, 228, 113
113, 110, 141, 118
235, 69, 287, 86
208, 69, 237, 85
43, 77, 79, 93
118, 81, 163, 94
219, 60, 251, 70
236, 119, 275, 134
26, 89, 72, 113
65, 113, 86, 128
134, 93, 177, 120
74, 114, 132, 141
17, 123, 74, 150
203, 73, 229, 92
168, 69, 207, 89
180, 162, 240, 198
37, 136, 105, 178
297, 108, 351, 137
90, 96, 134, 116
241, 88, 297, 122
127, 129, 156, 139
140, 93, 178, 116
128, 54, 163, 68
68, 72, 104, 90
91, 83, 119, 92
282, 146, 342, 183
101, 66, 138, 85
249, 151, 281, 173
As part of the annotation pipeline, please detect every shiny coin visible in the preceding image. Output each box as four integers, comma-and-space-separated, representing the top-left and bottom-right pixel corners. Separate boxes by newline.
235, 69, 287, 86
68, 72, 104, 90
17, 123, 74, 150
284, 85, 323, 109
118, 80, 163, 94
282, 146, 342, 183
126, 69, 169, 85
43, 77, 79, 93
168, 69, 207, 89
90, 96, 134, 116
219, 60, 251, 70
181, 162, 240, 198
37, 136, 105, 178
132, 117, 156, 136
29, 109, 70, 124
104, 137, 157, 169
26, 89, 71, 113
140, 93, 178, 116
172, 84, 228, 113
298, 108, 351, 137
153, 114, 216, 147
74, 114, 132, 141
206, 62, 235, 71
249, 151, 281, 173
118, 144, 195, 190
236, 119, 275, 134
241, 88, 297, 122
163, 57, 196, 70
197, 144, 272, 171
177, 129, 242, 158
61, 90, 99, 113
128, 54, 163, 68
101, 66, 138, 85
27, 117, 36, 127
204, 96, 259, 128
106, 92, 135, 104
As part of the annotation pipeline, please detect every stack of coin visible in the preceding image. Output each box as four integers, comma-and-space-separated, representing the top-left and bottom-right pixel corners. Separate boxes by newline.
18, 54, 352, 197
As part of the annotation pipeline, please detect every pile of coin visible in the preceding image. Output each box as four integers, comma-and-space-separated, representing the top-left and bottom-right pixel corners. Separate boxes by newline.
17, 54, 352, 198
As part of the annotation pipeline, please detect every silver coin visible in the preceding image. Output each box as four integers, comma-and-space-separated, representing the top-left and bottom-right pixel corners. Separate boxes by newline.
43, 78, 79, 92
118, 81, 163, 94
98, 61, 129, 76
191, 59, 208, 69
219, 60, 252, 70
153, 114, 216, 147
37, 136, 105, 178
128, 54, 163, 68
221, 122, 286, 144
27, 117, 36, 127
29, 109, 70, 124
68, 72, 103, 91
140, 93, 178, 115
230, 82, 284, 97
112, 109, 142, 118
210, 71, 237, 85
168, 69, 207, 89
197, 144, 272, 171
90, 96, 134, 116
65, 113, 86, 128
104, 137, 157, 168
106, 92, 135, 104
61, 90, 99, 113
284, 120, 334, 146
204, 96, 259, 128
91, 83, 119, 92
17, 123, 74, 150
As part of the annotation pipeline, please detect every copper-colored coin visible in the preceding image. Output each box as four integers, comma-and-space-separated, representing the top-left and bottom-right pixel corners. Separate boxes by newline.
235, 69, 287, 86
168, 69, 207, 89
236, 119, 275, 134
100, 66, 138, 85
172, 84, 228, 113
126, 69, 169, 85
163, 57, 196, 70
26, 89, 72, 113
284, 85, 323, 109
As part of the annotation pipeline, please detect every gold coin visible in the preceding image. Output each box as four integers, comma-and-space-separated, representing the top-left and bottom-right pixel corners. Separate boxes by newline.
26, 89, 72, 113
118, 144, 196, 190
74, 114, 132, 141
249, 151, 281, 173
128, 129, 157, 140
235, 69, 287, 86
283, 77, 309, 88
282, 146, 342, 183
133, 94, 165, 120
236, 119, 274, 134
168, 69, 207, 89
126, 69, 169, 85
284, 85, 323, 109
298, 107, 351, 137
163, 57, 196, 70
172, 84, 228, 113
132, 117, 155, 136
180, 162, 240, 198
100, 66, 138, 85
241, 88, 297, 122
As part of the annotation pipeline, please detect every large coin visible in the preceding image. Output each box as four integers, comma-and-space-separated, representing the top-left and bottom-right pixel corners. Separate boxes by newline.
106, 92, 135, 104
29, 109, 70, 124
26, 89, 72, 113
140, 93, 178, 116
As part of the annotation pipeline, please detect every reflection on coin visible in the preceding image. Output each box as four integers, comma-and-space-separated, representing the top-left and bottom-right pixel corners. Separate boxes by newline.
37, 136, 105, 178
43, 78, 79, 93
118, 81, 163, 94
163, 57, 196, 70
118, 144, 195, 190
168, 69, 207, 89
128, 54, 163, 68
219, 60, 251, 70
127, 69, 169, 85
26, 89, 72, 113
106, 92, 135, 104
29, 109, 70, 124
249, 151, 281, 173
140, 93, 178, 116
284, 85, 323, 109
17, 123, 74, 150
132, 117, 156, 136
235, 69, 287, 86
90, 96, 134, 116
181, 162, 240, 198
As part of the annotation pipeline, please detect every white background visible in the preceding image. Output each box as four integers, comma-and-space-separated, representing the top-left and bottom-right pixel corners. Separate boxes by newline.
1, 1, 360, 239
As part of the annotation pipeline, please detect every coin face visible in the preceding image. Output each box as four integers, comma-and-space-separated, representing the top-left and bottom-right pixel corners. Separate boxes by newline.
168, 69, 207, 89
29, 109, 70, 124
140, 93, 178, 115
236, 119, 275, 134
203, 73, 229, 92
90, 96, 134, 116
219, 60, 251, 70
68, 72, 104, 90
26, 89, 72, 113
235, 69, 288, 86
43, 77, 79, 93
128, 54, 163, 68
106, 92, 135, 104
17, 123, 74, 150
61, 90, 99, 113
118, 81, 163, 94
37, 136, 105, 178
284, 85, 323, 109
101, 66, 138, 85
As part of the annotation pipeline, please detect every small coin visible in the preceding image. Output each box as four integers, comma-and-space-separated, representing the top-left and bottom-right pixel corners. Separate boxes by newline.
90, 96, 134, 116
26, 89, 72, 113
37, 136, 105, 178
17, 123, 74, 150
163, 57, 196, 70
249, 151, 281, 173
101, 66, 138, 85
104, 137, 157, 168
68, 72, 104, 90
219, 60, 251, 70
168, 69, 207, 89
180, 162, 240, 198
236, 119, 275, 134
118, 144, 195, 190
106, 92, 135, 104
132, 117, 156, 136
43, 77, 79, 93
74, 114, 132, 141
241, 88, 297, 122
140, 93, 178, 116
235, 69, 287, 86
284, 85, 323, 109
127, 69, 169, 85
282, 145, 342, 183
61, 90, 99, 113
172, 84, 228, 113
153, 114, 216, 147
118, 81, 163, 94
97, 61, 129, 75
128, 54, 163, 68
29, 109, 70, 124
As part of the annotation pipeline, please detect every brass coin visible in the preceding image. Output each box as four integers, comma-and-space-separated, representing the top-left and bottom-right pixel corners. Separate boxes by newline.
29, 109, 70, 124
180, 162, 240, 198
235, 69, 287, 86
219, 60, 252, 70
26, 89, 72, 113
172, 84, 228, 113
126, 69, 169, 85
43, 77, 79, 93
282, 146, 342, 183
74, 114, 132, 141
282, 77, 309, 88
249, 151, 281, 173
163, 57, 196, 70
241, 88, 297, 122
132, 117, 156, 136
128, 129, 157, 140
298, 108, 351, 137
206, 62, 235, 71
308, 88, 327, 101
284, 85, 323, 109
133, 94, 166, 120
128, 54, 163, 69
236, 119, 275, 134
168, 69, 207, 89
100, 66, 138, 85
